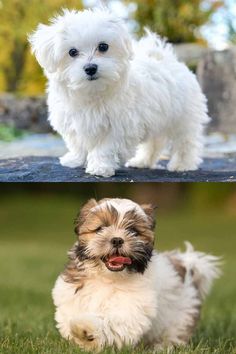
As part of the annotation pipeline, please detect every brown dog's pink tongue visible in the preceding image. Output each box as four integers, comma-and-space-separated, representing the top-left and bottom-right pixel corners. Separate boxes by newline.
109, 256, 132, 265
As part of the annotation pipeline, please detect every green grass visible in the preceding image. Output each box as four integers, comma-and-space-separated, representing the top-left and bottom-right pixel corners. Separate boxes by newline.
0, 193, 236, 353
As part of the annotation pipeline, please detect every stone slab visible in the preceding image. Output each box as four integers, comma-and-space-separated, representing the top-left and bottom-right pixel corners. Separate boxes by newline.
0, 156, 235, 182
198, 48, 236, 134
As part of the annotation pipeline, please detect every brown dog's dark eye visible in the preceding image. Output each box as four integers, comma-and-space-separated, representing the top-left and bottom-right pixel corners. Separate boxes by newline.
98, 43, 109, 52
128, 227, 139, 236
96, 226, 104, 233
69, 48, 79, 57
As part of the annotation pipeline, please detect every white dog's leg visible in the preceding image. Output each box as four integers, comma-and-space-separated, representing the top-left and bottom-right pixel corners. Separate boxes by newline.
59, 132, 87, 168
70, 314, 106, 352
60, 151, 86, 168
86, 135, 119, 177
167, 134, 203, 172
126, 138, 165, 169
86, 152, 118, 177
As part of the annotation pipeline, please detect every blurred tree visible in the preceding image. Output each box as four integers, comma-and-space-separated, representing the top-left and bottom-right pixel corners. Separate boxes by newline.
226, 11, 236, 44
125, 0, 223, 43
0, 0, 83, 95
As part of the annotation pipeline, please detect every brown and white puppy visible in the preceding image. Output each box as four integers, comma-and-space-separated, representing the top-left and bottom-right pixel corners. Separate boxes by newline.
52, 198, 220, 352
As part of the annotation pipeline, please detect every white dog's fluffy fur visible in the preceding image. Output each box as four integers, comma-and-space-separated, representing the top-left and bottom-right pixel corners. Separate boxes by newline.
52, 198, 220, 352
29, 8, 209, 177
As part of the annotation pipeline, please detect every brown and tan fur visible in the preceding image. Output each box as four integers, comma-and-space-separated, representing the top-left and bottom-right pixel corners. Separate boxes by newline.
53, 198, 220, 352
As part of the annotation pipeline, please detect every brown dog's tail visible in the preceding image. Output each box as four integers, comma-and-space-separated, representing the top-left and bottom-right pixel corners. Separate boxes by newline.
166, 242, 222, 299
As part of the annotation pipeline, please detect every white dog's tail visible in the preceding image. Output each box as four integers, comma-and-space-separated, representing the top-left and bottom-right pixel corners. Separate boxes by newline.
167, 242, 221, 300
135, 28, 177, 62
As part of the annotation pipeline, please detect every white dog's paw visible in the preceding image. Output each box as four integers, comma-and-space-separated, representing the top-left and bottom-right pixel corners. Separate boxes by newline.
60, 152, 85, 168
126, 156, 150, 169
155, 163, 166, 170
167, 157, 200, 172
70, 315, 103, 352
86, 163, 115, 177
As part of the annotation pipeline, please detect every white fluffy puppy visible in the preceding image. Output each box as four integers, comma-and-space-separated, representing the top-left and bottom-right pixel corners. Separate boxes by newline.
52, 198, 220, 352
29, 8, 209, 177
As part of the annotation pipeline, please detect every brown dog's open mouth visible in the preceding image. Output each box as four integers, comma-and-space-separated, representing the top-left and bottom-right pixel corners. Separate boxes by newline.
104, 255, 132, 272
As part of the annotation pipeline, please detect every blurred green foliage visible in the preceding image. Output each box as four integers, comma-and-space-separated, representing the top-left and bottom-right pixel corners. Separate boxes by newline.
0, 0, 83, 95
227, 17, 236, 44
126, 0, 223, 43
0, 123, 26, 141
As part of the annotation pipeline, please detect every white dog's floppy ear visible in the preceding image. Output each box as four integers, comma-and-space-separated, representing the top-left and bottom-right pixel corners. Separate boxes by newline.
28, 23, 61, 73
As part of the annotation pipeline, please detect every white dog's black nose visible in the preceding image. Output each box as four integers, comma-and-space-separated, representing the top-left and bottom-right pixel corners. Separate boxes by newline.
84, 64, 98, 76
111, 237, 124, 248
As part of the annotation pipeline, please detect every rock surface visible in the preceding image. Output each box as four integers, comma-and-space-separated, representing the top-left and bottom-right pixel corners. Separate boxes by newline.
0, 156, 235, 182
198, 47, 236, 134
0, 94, 49, 133
175, 43, 208, 67
1, 133, 236, 182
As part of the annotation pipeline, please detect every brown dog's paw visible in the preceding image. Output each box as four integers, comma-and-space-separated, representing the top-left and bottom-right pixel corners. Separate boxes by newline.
70, 315, 103, 352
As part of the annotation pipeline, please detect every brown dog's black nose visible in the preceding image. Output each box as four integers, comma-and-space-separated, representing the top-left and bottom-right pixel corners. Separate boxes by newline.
111, 237, 124, 248
84, 63, 98, 76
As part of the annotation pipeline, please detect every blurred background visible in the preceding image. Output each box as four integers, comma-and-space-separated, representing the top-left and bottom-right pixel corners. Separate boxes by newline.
0, 183, 236, 352
0, 0, 235, 95
0, 0, 236, 161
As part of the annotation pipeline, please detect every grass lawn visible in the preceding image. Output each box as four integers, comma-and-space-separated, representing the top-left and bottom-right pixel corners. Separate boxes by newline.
0, 193, 236, 353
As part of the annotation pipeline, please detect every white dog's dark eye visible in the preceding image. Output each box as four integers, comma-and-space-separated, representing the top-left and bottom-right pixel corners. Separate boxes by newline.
69, 48, 79, 57
98, 43, 109, 52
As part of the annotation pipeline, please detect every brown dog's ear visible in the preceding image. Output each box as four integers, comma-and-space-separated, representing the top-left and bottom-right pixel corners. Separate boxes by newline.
74, 199, 98, 235
140, 204, 158, 230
